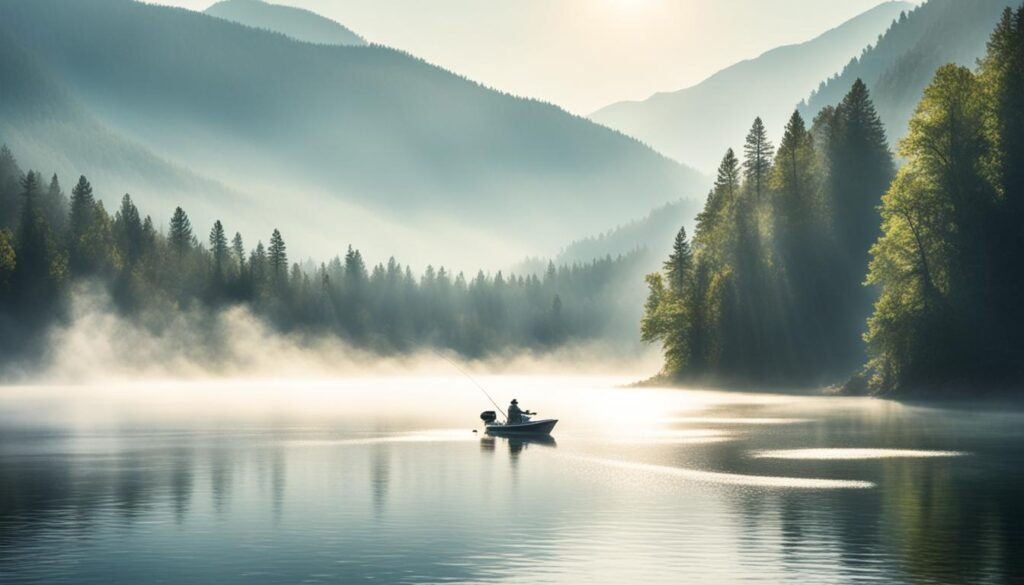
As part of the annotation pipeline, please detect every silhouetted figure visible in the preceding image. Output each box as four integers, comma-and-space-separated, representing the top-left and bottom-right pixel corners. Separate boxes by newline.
507, 399, 534, 424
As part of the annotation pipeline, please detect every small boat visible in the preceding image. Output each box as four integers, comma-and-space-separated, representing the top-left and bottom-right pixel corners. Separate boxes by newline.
480, 411, 558, 435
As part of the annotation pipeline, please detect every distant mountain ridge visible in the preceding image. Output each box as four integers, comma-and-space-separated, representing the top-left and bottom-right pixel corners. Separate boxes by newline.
205, 0, 367, 46
799, 0, 1018, 143
555, 200, 693, 267
590, 2, 911, 172
0, 0, 706, 266
0, 29, 242, 226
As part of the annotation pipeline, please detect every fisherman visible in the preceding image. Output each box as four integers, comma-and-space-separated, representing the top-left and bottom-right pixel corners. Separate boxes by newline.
507, 399, 530, 424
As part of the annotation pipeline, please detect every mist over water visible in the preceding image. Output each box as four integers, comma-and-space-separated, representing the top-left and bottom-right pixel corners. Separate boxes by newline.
12, 287, 658, 385
1, 378, 1021, 584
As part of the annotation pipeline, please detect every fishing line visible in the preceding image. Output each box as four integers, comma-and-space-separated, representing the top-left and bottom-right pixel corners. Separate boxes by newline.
432, 350, 506, 419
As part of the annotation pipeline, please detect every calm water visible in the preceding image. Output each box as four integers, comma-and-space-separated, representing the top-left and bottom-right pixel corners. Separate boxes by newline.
1, 376, 1022, 584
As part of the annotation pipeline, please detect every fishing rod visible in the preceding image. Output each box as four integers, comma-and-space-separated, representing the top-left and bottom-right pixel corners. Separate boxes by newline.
432, 350, 506, 419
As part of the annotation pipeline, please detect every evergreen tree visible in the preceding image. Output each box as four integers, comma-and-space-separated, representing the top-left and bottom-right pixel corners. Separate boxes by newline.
979, 6, 1024, 357
231, 232, 245, 271
168, 207, 193, 258
828, 79, 894, 264
742, 117, 774, 200
772, 111, 818, 223
664, 226, 692, 295
113, 194, 144, 268
0, 145, 22, 230
68, 175, 96, 274
251, 241, 267, 290
210, 220, 229, 282
12, 172, 63, 302
42, 174, 68, 237
268, 229, 288, 285
0, 228, 14, 292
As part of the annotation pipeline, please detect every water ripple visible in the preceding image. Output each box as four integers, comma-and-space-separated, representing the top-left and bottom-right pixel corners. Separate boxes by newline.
574, 456, 875, 489
750, 448, 967, 460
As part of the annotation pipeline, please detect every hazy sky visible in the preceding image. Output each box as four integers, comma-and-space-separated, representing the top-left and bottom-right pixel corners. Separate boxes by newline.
150, 0, 916, 114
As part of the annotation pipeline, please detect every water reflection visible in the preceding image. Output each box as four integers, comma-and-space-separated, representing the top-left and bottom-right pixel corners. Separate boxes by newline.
0, 381, 1021, 584
752, 448, 966, 459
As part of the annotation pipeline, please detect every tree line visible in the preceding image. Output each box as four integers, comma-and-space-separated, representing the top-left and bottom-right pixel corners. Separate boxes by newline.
642, 6, 1024, 396
0, 152, 644, 368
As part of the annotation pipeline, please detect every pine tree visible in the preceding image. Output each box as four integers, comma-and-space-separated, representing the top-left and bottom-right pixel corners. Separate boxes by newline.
13, 172, 62, 301
344, 245, 367, 286
742, 117, 774, 200
980, 7, 1024, 203
0, 228, 15, 292
268, 229, 288, 284
0, 145, 22, 229
113, 194, 144, 268
42, 174, 68, 237
169, 207, 193, 258
68, 176, 95, 274
664, 226, 693, 295
251, 241, 267, 289
772, 111, 816, 216
979, 6, 1024, 352
209, 220, 229, 280
829, 79, 894, 263
231, 232, 245, 271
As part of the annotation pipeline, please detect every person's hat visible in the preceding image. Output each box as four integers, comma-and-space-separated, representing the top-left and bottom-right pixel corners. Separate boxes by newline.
511, 399, 518, 404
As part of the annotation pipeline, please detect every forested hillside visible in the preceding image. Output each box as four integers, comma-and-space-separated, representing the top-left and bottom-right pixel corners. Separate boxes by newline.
642, 83, 894, 387
644, 6, 1024, 396
0, 0, 705, 265
800, 0, 1017, 145
0, 142, 651, 373
865, 6, 1024, 394
591, 2, 909, 172
0, 30, 237, 222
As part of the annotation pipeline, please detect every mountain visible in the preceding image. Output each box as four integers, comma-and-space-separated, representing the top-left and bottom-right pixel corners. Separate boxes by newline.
205, 0, 367, 46
0, 29, 243, 227
0, 0, 706, 267
590, 2, 911, 173
554, 200, 693, 266
799, 0, 1017, 143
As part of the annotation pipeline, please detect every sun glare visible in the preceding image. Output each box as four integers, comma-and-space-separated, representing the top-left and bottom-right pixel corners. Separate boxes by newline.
607, 0, 658, 12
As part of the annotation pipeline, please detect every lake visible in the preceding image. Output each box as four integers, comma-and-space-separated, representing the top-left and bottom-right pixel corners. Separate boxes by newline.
0, 376, 1021, 584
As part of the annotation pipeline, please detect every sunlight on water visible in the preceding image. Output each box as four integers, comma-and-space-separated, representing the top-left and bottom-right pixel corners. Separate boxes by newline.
751, 449, 968, 460
572, 456, 876, 489
0, 376, 1020, 584
665, 416, 810, 425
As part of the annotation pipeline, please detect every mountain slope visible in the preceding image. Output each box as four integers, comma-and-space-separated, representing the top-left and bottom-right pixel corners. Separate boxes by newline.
799, 0, 1017, 143
555, 200, 693, 266
205, 0, 367, 46
0, 0, 706, 265
0, 29, 243, 228
590, 2, 911, 172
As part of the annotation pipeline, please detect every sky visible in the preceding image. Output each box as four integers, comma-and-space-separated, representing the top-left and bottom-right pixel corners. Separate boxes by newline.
150, 0, 916, 114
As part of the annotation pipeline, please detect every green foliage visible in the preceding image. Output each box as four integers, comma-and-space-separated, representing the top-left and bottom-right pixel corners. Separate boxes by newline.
743, 117, 774, 201
0, 145, 22, 231
0, 228, 15, 291
644, 83, 895, 385
168, 207, 194, 258
12, 171, 65, 303
866, 9, 1024, 394
268, 229, 288, 287
0, 151, 649, 365
801, 0, 1018, 141
209, 220, 229, 283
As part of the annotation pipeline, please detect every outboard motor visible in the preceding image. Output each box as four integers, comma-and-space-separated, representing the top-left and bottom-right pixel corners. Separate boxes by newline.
480, 410, 497, 424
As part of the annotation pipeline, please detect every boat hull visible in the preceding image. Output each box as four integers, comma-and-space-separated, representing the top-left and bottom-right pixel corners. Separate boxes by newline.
485, 419, 558, 435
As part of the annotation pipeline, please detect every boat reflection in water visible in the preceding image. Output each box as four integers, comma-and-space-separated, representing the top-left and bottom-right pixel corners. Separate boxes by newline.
480, 434, 558, 457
